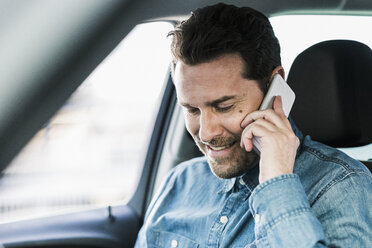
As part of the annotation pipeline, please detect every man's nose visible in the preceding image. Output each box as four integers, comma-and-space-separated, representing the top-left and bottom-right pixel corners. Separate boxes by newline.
199, 111, 223, 143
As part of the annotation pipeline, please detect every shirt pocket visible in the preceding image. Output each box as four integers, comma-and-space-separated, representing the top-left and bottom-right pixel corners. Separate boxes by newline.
147, 230, 200, 248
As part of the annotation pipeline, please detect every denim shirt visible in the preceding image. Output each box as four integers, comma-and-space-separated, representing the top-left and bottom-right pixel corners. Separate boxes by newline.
135, 122, 372, 247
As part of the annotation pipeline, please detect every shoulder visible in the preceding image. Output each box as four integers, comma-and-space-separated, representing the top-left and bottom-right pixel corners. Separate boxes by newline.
144, 156, 211, 218
299, 135, 370, 176
295, 135, 372, 205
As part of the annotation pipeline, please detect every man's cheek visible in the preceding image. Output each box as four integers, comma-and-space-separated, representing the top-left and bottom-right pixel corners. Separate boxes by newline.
221, 116, 245, 135
184, 118, 200, 137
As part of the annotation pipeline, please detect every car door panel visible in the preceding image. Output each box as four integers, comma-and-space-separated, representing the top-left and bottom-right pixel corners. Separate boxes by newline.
0, 205, 139, 248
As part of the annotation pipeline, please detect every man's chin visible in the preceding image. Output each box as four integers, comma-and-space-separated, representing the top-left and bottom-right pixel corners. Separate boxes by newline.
206, 153, 258, 179
207, 158, 247, 179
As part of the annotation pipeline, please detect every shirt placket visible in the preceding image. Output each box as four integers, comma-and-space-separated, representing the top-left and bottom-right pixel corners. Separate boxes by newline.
206, 188, 243, 247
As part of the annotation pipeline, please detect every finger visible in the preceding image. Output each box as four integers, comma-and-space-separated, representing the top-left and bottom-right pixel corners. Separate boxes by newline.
240, 123, 254, 151
240, 124, 269, 152
240, 108, 287, 129
240, 131, 253, 152
240, 136, 252, 151
240, 126, 253, 149
254, 118, 277, 131
273, 96, 286, 118
240, 121, 273, 151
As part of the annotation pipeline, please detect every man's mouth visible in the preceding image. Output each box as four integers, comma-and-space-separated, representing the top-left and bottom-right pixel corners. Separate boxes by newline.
208, 142, 235, 151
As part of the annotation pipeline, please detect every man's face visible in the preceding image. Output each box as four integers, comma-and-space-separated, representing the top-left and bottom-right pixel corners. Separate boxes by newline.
174, 54, 264, 179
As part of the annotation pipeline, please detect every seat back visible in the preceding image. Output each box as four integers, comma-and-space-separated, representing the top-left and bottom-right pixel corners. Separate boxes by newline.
287, 40, 372, 168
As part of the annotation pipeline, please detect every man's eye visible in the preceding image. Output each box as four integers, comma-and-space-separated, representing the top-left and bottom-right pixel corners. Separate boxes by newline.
186, 107, 200, 115
216, 105, 233, 112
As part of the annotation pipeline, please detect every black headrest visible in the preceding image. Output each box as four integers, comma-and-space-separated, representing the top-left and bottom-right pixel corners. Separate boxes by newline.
287, 40, 372, 148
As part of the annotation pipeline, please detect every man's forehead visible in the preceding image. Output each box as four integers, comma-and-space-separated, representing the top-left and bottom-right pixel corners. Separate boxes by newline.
173, 54, 263, 107
174, 54, 245, 79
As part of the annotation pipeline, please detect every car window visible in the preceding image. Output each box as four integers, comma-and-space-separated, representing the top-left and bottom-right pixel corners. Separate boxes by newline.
0, 22, 173, 224
270, 15, 372, 161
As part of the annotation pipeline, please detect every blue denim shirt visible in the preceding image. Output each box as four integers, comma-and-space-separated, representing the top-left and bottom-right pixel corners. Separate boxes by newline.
135, 123, 372, 247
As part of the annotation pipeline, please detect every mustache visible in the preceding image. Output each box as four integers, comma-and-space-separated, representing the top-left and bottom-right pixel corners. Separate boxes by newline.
198, 134, 240, 147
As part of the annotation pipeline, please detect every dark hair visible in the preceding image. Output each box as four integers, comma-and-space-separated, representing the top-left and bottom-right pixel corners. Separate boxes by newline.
168, 3, 281, 92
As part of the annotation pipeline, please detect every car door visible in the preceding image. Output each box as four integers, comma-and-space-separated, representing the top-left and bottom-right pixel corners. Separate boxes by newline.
0, 1, 175, 247
0, 77, 176, 248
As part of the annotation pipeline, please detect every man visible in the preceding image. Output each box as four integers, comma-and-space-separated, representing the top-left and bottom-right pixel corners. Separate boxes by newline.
135, 3, 372, 247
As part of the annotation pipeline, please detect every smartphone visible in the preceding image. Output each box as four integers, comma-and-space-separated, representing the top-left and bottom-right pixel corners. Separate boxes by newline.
252, 74, 296, 154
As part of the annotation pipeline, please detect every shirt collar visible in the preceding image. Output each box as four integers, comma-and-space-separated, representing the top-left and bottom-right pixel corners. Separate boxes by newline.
217, 163, 260, 194
288, 116, 305, 158
217, 156, 259, 194
240, 165, 260, 193
217, 177, 236, 194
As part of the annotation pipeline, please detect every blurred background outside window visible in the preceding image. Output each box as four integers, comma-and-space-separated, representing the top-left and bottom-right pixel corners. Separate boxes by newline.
0, 22, 173, 224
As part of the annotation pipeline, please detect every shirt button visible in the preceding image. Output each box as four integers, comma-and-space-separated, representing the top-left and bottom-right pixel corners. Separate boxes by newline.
171, 239, 178, 247
220, 215, 229, 224
255, 214, 261, 223
239, 178, 245, 185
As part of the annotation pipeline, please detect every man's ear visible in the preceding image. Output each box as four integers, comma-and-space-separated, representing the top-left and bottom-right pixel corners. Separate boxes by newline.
270, 66, 285, 80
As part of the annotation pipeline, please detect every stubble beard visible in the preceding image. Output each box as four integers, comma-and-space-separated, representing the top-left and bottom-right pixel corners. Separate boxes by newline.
194, 133, 258, 179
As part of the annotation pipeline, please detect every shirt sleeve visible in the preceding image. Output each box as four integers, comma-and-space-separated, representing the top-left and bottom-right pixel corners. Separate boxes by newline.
249, 172, 372, 248
311, 172, 372, 247
249, 174, 328, 248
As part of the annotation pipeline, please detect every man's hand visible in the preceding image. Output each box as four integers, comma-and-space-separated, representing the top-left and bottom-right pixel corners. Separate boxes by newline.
240, 96, 299, 183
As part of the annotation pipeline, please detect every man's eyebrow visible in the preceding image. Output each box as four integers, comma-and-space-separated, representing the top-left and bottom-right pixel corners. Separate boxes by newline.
178, 95, 237, 108
178, 102, 193, 108
206, 95, 237, 106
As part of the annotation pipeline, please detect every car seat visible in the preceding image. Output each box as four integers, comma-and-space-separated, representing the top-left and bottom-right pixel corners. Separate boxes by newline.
287, 40, 372, 170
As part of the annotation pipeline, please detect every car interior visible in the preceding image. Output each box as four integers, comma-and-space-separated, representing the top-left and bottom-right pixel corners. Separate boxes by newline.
0, 0, 371, 247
